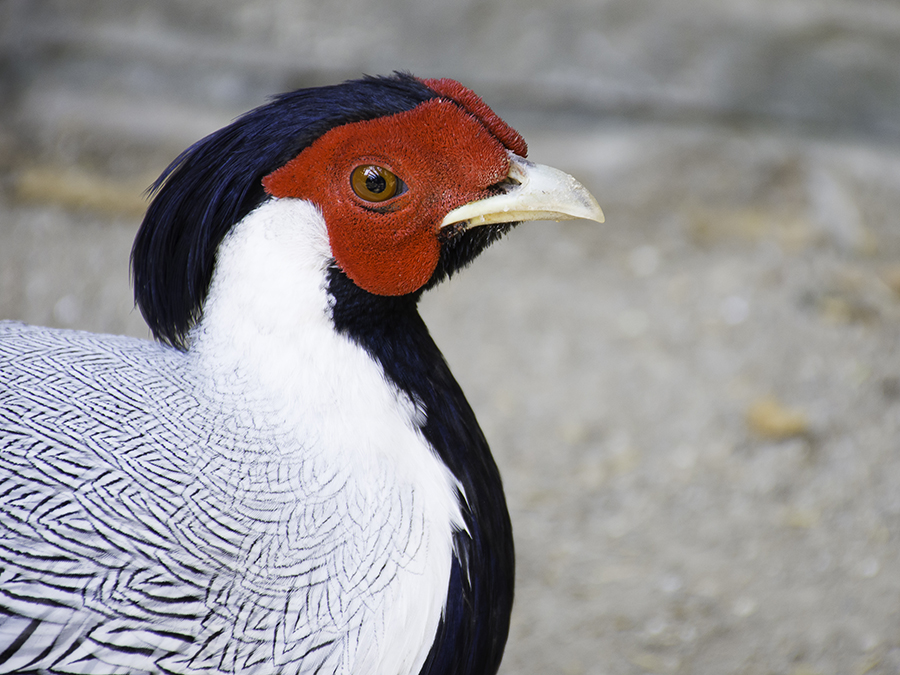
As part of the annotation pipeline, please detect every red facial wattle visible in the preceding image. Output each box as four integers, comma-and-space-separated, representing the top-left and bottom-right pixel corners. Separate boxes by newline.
262, 89, 526, 297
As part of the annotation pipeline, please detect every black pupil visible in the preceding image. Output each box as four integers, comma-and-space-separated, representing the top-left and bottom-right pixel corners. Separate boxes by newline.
365, 169, 387, 194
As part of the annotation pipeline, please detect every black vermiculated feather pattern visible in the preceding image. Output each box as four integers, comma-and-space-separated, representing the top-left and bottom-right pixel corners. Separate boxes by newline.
0, 322, 434, 674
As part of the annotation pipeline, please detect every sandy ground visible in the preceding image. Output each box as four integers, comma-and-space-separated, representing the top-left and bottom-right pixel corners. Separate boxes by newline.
2, 114, 899, 675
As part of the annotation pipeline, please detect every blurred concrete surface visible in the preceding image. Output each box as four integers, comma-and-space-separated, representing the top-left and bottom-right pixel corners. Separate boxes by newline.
2, 1, 900, 674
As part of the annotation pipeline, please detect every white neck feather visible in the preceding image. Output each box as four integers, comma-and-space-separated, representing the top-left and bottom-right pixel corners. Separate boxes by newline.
189, 197, 463, 675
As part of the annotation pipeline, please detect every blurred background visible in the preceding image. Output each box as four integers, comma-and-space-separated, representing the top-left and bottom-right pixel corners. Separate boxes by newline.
2, 1, 900, 673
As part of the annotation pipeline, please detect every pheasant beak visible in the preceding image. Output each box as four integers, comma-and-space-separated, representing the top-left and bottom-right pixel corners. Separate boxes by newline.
440, 153, 604, 230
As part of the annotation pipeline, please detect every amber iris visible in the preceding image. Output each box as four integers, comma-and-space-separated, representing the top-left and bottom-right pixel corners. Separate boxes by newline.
350, 165, 400, 203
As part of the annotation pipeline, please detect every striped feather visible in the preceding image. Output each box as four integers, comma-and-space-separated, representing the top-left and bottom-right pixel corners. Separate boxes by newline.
0, 317, 459, 675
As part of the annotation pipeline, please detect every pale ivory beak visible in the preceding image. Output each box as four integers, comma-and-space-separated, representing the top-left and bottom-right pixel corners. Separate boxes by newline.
440, 153, 604, 230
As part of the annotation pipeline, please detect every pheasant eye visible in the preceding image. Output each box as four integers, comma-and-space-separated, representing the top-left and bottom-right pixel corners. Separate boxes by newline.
351, 165, 401, 203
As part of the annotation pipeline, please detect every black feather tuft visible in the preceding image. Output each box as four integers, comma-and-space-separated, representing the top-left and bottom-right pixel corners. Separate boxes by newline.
424, 222, 517, 292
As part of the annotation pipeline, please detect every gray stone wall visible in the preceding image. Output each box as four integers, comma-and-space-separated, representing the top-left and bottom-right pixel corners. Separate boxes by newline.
4, 0, 900, 163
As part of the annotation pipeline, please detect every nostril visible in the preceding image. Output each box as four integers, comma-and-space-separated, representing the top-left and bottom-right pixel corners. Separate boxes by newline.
488, 176, 521, 197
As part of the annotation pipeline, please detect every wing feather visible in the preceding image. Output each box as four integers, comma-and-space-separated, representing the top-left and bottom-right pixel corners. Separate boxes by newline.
0, 323, 426, 674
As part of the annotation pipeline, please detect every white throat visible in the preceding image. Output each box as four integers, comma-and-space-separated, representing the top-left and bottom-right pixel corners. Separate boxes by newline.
198, 198, 334, 349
